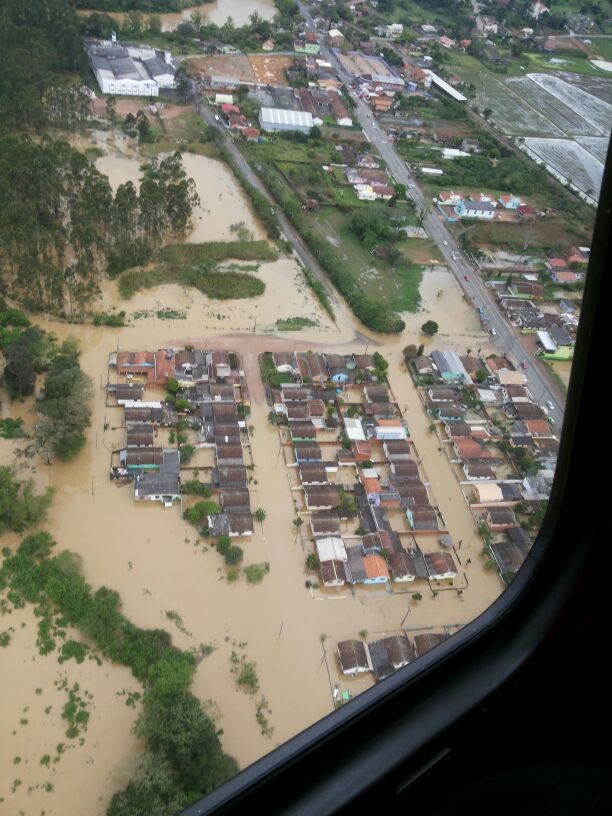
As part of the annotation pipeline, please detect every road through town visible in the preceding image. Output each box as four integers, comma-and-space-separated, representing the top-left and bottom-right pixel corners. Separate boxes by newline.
297, 0, 566, 426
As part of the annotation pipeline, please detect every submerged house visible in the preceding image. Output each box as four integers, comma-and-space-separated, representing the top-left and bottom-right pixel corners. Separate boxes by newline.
337, 639, 372, 675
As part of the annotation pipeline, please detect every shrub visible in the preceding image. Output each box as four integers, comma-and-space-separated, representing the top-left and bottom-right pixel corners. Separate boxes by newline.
224, 546, 244, 565
181, 480, 211, 496
215, 536, 231, 556
244, 563, 270, 583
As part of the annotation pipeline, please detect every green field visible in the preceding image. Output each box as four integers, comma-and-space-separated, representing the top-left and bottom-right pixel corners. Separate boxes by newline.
589, 37, 612, 61
310, 209, 423, 311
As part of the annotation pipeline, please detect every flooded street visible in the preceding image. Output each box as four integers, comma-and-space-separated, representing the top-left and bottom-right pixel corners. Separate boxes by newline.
0, 129, 503, 813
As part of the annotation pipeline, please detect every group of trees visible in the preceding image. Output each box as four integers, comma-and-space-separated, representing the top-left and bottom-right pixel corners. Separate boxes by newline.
0, 468, 54, 535
28, 339, 93, 462
0, 0, 87, 129
80, 4, 299, 52
0, 137, 198, 313
0, 307, 93, 462
1, 304, 55, 398
0, 533, 238, 815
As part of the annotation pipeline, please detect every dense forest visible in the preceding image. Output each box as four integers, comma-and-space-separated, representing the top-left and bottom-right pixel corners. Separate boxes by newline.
0, 0, 86, 128
0, 137, 199, 314
76, 0, 210, 12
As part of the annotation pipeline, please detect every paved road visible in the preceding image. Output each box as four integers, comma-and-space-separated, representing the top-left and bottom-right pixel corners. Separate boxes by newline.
297, 0, 565, 428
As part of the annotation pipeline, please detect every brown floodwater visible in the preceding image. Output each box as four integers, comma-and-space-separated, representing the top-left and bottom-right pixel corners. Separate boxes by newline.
0, 138, 503, 814
78, 1, 276, 31
95, 150, 265, 243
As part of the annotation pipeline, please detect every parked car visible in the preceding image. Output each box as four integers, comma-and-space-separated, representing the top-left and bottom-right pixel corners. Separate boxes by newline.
520, 360, 528, 370
546, 401, 555, 411
490, 327, 497, 336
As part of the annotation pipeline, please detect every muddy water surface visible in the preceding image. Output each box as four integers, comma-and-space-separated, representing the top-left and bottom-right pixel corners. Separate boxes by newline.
1, 140, 504, 814
79, 1, 276, 31
95, 151, 265, 242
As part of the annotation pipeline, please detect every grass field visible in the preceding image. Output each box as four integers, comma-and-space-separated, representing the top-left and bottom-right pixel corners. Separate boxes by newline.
118, 241, 275, 299
590, 37, 612, 61
523, 52, 610, 77
310, 209, 423, 311
449, 214, 591, 254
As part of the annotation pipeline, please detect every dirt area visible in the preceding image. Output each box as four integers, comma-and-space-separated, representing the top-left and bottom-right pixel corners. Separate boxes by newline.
91, 97, 157, 120
188, 54, 257, 84
338, 52, 395, 78
405, 242, 444, 265
249, 55, 294, 86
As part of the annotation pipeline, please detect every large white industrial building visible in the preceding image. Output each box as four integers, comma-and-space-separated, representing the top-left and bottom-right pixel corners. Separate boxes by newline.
87, 39, 176, 97
259, 107, 314, 134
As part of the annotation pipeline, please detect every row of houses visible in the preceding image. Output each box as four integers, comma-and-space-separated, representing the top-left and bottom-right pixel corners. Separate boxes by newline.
436, 191, 538, 222
268, 351, 458, 589
272, 350, 382, 384
411, 349, 558, 580
110, 348, 239, 387
107, 350, 253, 532
337, 631, 451, 679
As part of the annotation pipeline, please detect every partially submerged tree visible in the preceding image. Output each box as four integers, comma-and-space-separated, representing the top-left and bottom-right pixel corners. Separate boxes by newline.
0, 466, 54, 534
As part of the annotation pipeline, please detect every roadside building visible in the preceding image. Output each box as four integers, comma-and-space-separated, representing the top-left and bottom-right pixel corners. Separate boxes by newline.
389, 549, 427, 582
413, 632, 450, 657
259, 108, 314, 134
424, 551, 458, 580
368, 635, 416, 680
320, 559, 348, 587
311, 512, 342, 538
133, 473, 181, 506
337, 639, 372, 675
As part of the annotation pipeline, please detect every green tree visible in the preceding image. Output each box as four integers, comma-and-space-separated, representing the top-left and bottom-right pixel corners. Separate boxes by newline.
107, 749, 188, 816
136, 692, 239, 794
183, 501, 219, 526
305, 553, 319, 571
224, 546, 243, 566
32, 350, 93, 461
0, 467, 54, 535
255, 508, 266, 524
421, 321, 439, 336
3, 343, 35, 398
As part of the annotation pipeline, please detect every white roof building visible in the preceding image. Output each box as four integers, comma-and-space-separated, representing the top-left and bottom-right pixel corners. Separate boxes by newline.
87, 40, 176, 97
423, 70, 467, 102
259, 107, 313, 133
316, 537, 348, 563
344, 417, 366, 441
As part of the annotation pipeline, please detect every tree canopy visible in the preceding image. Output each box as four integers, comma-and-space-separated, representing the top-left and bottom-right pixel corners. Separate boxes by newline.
0, 138, 198, 314
0, 0, 85, 128
0, 466, 54, 535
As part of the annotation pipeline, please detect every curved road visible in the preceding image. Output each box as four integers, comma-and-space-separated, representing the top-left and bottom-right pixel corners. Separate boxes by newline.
297, 0, 565, 429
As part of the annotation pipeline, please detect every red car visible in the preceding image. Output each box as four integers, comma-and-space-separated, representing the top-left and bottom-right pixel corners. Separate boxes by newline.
464, 275, 469, 281
521, 361, 528, 369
